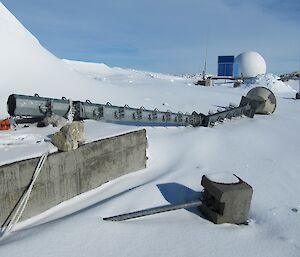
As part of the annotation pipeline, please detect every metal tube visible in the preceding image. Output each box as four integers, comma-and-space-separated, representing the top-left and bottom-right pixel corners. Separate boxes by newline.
7, 88, 276, 128
103, 200, 202, 221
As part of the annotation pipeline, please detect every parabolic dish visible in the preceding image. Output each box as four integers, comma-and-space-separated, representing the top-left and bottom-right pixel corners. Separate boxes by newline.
246, 87, 277, 114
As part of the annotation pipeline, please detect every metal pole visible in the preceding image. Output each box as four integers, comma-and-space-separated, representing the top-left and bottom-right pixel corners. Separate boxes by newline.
298, 46, 300, 93
103, 200, 202, 221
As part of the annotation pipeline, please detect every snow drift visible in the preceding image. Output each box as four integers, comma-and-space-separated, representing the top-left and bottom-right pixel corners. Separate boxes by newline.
243, 73, 296, 94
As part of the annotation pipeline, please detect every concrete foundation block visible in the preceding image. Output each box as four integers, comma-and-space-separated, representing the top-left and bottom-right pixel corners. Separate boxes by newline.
0, 129, 147, 225
200, 174, 253, 224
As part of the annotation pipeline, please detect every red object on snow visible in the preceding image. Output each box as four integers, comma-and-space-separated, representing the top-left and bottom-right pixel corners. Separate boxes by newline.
0, 119, 11, 130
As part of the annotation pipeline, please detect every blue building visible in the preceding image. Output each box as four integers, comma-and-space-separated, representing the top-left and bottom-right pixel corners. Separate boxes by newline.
218, 56, 234, 76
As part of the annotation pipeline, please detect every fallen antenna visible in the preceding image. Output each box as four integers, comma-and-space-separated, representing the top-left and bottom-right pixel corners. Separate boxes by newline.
7, 87, 277, 128
103, 200, 203, 222
103, 173, 253, 225
297, 48, 300, 99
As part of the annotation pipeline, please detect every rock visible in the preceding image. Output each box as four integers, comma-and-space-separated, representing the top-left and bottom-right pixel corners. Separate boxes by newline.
44, 114, 68, 127
291, 208, 298, 213
51, 121, 85, 152
60, 121, 85, 143
51, 131, 73, 152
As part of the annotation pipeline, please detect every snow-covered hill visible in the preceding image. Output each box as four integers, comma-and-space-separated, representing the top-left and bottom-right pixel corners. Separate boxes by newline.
0, 2, 190, 117
0, 3, 105, 116
0, 3, 300, 257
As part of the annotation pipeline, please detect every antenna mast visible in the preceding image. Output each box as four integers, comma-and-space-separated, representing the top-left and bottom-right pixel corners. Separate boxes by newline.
203, 37, 208, 79
298, 46, 300, 93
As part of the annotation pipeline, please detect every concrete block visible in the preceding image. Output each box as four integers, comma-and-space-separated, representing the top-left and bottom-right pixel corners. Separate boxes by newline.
200, 174, 253, 224
0, 129, 147, 225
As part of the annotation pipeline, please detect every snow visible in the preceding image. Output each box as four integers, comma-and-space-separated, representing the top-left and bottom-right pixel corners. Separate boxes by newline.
205, 173, 240, 184
243, 73, 296, 94
0, 133, 44, 146
0, 3, 300, 257
0, 120, 138, 166
286, 79, 300, 92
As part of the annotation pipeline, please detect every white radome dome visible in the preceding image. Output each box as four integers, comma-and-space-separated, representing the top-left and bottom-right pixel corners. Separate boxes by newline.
233, 51, 266, 78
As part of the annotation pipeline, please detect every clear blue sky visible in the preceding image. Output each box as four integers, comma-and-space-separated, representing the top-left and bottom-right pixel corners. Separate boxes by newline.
1, 0, 300, 75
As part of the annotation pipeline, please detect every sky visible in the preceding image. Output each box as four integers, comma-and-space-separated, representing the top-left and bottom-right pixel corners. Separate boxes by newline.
1, 0, 300, 75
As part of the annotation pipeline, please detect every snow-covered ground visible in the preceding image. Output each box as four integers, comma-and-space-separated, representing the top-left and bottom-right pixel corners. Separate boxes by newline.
0, 3, 300, 257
